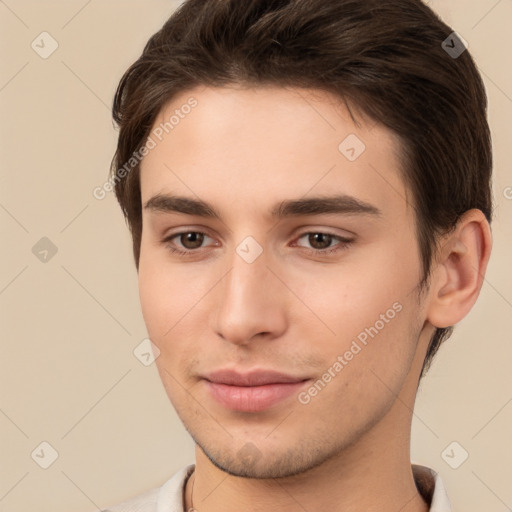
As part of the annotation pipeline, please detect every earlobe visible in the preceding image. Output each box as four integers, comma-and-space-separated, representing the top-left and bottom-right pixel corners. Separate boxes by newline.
426, 209, 492, 328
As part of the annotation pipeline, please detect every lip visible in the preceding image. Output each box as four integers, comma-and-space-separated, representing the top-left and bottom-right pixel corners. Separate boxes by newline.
202, 369, 310, 412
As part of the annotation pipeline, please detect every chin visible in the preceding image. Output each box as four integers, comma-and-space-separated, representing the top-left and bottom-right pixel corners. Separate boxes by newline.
193, 434, 338, 480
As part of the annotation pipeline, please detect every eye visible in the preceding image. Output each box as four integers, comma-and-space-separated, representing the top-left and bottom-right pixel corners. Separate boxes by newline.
163, 231, 215, 255
293, 231, 354, 255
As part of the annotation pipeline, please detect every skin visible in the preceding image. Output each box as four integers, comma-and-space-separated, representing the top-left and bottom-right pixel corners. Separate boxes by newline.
137, 85, 492, 512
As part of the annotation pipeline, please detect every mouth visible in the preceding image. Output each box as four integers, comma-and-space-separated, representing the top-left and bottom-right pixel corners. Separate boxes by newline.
202, 369, 311, 412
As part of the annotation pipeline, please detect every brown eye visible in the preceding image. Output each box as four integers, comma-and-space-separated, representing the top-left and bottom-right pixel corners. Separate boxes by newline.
178, 232, 205, 250
307, 233, 334, 250
163, 231, 214, 256
294, 231, 354, 256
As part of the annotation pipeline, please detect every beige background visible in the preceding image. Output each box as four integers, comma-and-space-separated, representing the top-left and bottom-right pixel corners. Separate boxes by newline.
0, 1, 510, 511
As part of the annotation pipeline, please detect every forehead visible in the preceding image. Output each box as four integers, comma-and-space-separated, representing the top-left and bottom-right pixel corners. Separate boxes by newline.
139, 85, 411, 221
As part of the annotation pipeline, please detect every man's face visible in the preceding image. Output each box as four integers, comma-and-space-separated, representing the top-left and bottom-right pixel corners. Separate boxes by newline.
138, 85, 432, 478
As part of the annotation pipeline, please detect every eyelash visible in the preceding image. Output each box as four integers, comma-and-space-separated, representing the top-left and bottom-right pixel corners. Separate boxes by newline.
162, 230, 354, 257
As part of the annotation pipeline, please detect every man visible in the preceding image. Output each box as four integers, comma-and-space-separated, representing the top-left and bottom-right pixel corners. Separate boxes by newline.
101, 0, 493, 510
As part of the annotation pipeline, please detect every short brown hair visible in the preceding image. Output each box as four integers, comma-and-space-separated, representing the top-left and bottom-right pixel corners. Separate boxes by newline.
110, 0, 493, 379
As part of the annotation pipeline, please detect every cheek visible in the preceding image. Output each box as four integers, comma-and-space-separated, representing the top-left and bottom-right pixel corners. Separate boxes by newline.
289, 244, 417, 343
138, 261, 196, 400
138, 254, 182, 361
298, 299, 419, 427
289, 239, 421, 394
138, 245, 198, 339
138, 258, 166, 338
137, 249, 213, 376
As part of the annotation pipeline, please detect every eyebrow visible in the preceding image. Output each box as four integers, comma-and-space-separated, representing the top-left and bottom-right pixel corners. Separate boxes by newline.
143, 193, 381, 219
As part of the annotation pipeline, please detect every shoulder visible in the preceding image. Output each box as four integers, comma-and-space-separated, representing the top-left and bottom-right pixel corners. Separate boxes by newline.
412, 463, 452, 512
98, 464, 195, 512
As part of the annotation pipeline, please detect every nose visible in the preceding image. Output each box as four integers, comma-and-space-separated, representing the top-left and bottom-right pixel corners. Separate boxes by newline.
212, 241, 288, 346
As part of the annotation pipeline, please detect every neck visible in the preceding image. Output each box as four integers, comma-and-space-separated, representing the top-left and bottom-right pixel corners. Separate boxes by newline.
185, 398, 429, 512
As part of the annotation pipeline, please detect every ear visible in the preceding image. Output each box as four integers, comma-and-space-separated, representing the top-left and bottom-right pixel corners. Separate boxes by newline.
426, 209, 492, 328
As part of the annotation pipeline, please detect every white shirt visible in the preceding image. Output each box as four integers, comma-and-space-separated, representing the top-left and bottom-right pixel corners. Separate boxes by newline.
101, 463, 452, 512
